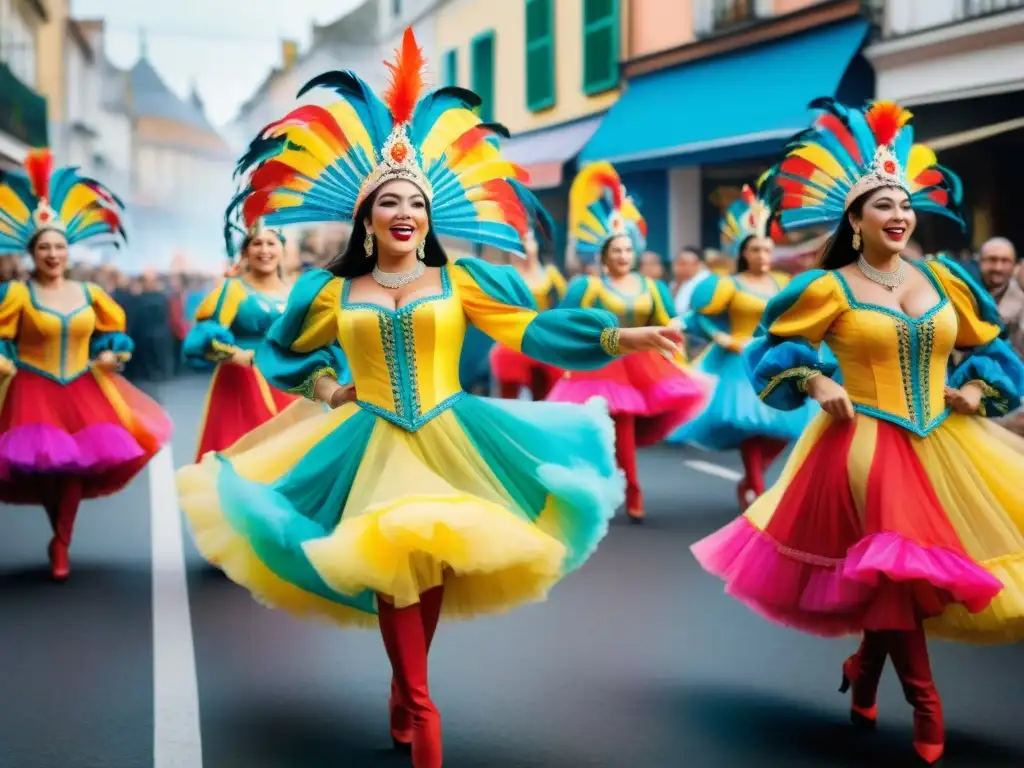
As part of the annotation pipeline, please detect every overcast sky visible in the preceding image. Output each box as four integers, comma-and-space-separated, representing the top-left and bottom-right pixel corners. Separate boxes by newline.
72, 0, 362, 126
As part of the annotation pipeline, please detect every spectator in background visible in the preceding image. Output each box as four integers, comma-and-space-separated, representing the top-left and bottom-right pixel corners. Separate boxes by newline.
167, 274, 190, 374
639, 250, 665, 282
0, 254, 17, 283
671, 246, 711, 316
124, 269, 174, 392
979, 237, 1023, 359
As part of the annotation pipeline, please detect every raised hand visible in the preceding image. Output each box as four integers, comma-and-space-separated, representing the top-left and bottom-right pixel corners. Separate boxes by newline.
806, 374, 855, 420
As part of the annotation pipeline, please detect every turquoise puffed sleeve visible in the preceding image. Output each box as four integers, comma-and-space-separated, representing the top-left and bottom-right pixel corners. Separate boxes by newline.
85, 283, 134, 360
744, 270, 842, 410
926, 258, 1024, 416
452, 258, 620, 370
684, 274, 734, 341
255, 269, 352, 399
558, 275, 590, 310
182, 279, 247, 366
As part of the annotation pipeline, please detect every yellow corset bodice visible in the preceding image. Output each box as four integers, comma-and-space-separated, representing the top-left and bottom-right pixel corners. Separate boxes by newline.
528, 265, 566, 312
728, 286, 773, 340
337, 269, 467, 429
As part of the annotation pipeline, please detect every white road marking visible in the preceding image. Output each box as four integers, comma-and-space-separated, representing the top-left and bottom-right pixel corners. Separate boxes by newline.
150, 445, 204, 768
683, 459, 743, 482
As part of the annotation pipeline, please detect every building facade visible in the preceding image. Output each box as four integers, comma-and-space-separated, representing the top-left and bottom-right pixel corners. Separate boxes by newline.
581, 0, 876, 262
435, 0, 624, 264
0, 0, 49, 169
865, 0, 1024, 252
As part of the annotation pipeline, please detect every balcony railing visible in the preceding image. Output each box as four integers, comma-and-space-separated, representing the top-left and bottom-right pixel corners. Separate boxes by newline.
712, 0, 757, 31
885, 0, 1024, 38
0, 61, 48, 147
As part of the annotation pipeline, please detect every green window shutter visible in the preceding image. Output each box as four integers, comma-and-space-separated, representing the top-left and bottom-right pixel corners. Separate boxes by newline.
442, 49, 458, 87
471, 31, 496, 123
582, 0, 620, 96
525, 0, 555, 112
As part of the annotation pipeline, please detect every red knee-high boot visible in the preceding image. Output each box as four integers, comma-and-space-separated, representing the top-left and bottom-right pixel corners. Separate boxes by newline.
839, 631, 888, 729
529, 365, 552, 401
613, 414, 642, 523
45, 479, 83, 582
887, 626, 944, 764
737, 439, 763, 510
756, 437, 788, 471
498, 381, 519, 400
390, 586, 445, 749
379, 597, 442, 768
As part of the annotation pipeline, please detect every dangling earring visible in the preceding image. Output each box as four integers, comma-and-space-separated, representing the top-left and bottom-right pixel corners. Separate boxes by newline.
364, 230, 374, 259
416, 240, 426, 261
852, 229, 862, 251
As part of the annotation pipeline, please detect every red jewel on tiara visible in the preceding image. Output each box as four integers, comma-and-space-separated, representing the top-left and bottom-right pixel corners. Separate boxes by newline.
391, 142, 408, 163
39, 211, 50, 221
883, 160, 897, 174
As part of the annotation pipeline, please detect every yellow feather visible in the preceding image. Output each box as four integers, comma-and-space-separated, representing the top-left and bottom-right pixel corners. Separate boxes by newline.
269, 148, 329, 181
325, 101, 377, 159
267, 125, 340, 169
577, 209, 606, 237
907, 144, 937, 179
793, 144, 848, 183
0, 187, 29, 222
457, 160, 523, 189
268, 191, 304, 209
448, 142, 501, 174
421, 109, 481, 163
59, 184, 101, 221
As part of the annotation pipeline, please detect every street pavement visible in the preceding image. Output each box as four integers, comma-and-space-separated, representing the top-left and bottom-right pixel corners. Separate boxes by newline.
1, 373, 1023, 767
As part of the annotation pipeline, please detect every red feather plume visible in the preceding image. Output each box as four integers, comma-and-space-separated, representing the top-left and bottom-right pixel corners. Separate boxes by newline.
243, 190, 273, 227
588, 169, 624, 209
865, 101, 910, 147
635, 218, 648, 238
447, 125, 494, 166
383, 27, 426, 125
815, 113, 862, 164
250, 160, 302, 194
264, 105, 349, 150
481, 180, 529, 237
779, 155, 821, 180
23, 148, 53, 200
913, 169, 943, 188
740, 185, 756, 205
926, 189, 949, 206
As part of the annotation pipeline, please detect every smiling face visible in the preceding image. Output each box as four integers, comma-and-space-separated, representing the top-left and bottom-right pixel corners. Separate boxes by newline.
602, 235, 635, 277
851, 186, 916, 258
245, 231, 284, 276
365, 179, 429, 260
31, 229, 69, 280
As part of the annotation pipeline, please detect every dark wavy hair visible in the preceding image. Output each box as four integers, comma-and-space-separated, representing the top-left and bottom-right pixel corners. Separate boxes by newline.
326, 188, 447, 278
819, 184, 906, 271
735, 236, 755, 273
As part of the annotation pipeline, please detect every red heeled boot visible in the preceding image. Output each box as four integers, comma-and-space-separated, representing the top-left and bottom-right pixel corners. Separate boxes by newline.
390, 586, 444, 751
613, 415, 643, 524
378, 597, 443, 768
45, 482, 81, 583
839, 631, 888, 730
887, 627, 944, 765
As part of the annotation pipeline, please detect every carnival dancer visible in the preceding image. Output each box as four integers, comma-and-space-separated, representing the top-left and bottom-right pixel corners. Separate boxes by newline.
670, 185, 817, 509
175, 29, 682, 768
488, 228, 567, 399
0, 149, 172, 581
691, 99, 1024, 766
546, 162, 710, 523
182, 205, 347, 462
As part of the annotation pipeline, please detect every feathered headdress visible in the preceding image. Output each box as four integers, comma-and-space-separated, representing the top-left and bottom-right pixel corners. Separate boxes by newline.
569, 162, 647, 263
0, 148, 125, 252
761, 98, 964, 231
233, 27, 551, 256
720, 184, 783, 259
223, 194, 285, 260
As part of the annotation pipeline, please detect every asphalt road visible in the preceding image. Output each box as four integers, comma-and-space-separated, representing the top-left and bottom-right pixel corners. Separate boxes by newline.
1, 374, 1023, 768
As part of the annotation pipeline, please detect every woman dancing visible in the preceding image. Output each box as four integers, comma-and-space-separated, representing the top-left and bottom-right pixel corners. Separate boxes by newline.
488, 228, 567, 400
671, 185, 817, 509
547, 162, 710, 523
176, 29, 680, 767
183, 208, 347, 461
0, 149, 172, 580
692, 99, 1024, 765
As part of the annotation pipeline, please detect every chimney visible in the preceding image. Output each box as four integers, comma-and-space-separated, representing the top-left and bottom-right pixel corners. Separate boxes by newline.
281, 39, 298, 71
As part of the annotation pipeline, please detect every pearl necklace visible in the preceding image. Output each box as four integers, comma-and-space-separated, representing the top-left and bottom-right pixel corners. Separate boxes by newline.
856, 255, 906, 291
372, 260, 425, 289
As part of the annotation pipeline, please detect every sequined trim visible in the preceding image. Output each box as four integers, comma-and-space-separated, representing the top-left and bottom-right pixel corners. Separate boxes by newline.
969, 378, 1008, 417
399, 312, 421, 417
377, 316, 404, 418
918, 318, 935, 424
758, 366, 822, 401
894, 320, 915, 423
207, 339, 239, 363
600, 327, 621, 356
357, 392, 466, 432
292, 366, 339, 401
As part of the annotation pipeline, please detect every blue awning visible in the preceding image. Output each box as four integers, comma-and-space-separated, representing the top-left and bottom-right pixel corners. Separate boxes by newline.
580, 18, 871, 170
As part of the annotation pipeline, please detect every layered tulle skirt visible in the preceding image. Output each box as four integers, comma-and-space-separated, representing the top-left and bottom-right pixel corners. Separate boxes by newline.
692, 411, 1024, 644
176, 395, 624, 627
0, 368, 172, 504
489, 344, 561, 392
194, 361, 297, 462
668, 345, 815, 449
546, 350, 711, 445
